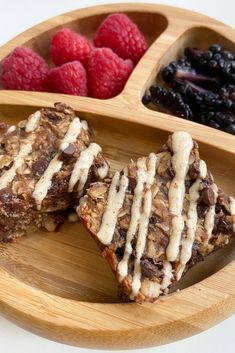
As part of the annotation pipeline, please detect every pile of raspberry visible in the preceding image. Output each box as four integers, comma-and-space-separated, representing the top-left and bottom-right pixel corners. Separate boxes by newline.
0, 13, 148, 99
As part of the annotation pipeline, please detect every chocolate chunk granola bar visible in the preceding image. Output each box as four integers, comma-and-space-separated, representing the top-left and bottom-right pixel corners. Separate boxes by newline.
78, 131, 235, 302
0, 103, 109, 242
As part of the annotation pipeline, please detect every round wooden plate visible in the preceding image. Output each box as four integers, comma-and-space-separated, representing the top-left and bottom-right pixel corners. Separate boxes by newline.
0, 3, 234, 349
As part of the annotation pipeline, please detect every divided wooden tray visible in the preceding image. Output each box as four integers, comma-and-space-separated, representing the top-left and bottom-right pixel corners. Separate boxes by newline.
0, 3, 234, 349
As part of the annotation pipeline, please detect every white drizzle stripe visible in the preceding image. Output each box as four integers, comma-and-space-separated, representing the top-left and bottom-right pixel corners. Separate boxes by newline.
166, 131, 194, 262
131, 189, 153, 297
161, 261, 173, 291
118, 153, 157, 282
176, 160, 207, 280
118, 153, 157, 281
131, 156, 157, 298
204, 183, 218, 241
97, 161, 109, 179
68, 143, 101, 193
33, 155, 62, 210
32, 118, 82, 210
229, 197, 235, 232
97, 172, 128, 245
0, 139, 33, 190
81, 120, 88, 130
6, 125, 16, 134
0, 111, 43, 190
59, 117, 82, 151
25, 111, 41, 132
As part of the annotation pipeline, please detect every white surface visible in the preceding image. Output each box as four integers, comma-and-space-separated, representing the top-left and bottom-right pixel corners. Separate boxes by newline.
0, 0, 234, 352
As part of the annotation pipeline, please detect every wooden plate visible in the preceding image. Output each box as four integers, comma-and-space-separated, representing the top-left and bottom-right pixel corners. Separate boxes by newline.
0, 3, 234, 349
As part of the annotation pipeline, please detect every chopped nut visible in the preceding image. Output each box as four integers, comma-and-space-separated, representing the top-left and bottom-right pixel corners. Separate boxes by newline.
88, 183, 107, 199
18, 120, 27, 128
0, 155, 13, 169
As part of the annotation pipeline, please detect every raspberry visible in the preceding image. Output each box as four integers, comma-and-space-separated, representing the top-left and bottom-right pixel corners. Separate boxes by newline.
94, 13, 148, 65
0, 46, 49, 91
50, 28, 92, 67
48, 61, 88, 96
87, 48, 133, 99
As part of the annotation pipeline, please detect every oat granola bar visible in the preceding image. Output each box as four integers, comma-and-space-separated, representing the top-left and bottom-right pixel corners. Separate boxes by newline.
0, 103, 109, 242
78, 131, 235, 302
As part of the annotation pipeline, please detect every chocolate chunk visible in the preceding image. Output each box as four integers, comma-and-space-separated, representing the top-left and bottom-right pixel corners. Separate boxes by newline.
197, 202, 208, 218
32, 159, 48, 176
201, 187, 216, 206
217, 216, 233, 234
115, 246, 125, 261
159, 235, 169, 248
128, 176, 137, 192
188, 161, 200, 180
140, 259, 161, 280
190, 242, 204, 265
0, 187, 13, 203
112, 228, 126, 250
62, 143, 76, 157
45, 110, 62, 125
149, 214, 161, 226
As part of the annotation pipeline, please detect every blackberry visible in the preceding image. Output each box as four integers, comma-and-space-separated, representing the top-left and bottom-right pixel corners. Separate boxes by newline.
199, 111, 235, 135
185, 45, 235, 83
143, 43, 235, 136
169, 80, 221, 114
218, 84, 235, 101
149, 85, 193, 119
142, 93, 151, 105
162, 61, 219, 89
170, 79, 235, 115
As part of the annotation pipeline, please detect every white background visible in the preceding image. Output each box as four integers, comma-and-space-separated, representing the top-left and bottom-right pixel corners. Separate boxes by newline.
0, 0, 234, 352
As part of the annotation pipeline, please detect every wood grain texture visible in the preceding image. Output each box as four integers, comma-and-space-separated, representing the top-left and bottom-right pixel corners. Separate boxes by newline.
0, 3, 234, 349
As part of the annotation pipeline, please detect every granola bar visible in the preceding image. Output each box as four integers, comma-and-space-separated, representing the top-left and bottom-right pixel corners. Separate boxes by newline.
78, 131, 235, 302
0, 103, 109, 242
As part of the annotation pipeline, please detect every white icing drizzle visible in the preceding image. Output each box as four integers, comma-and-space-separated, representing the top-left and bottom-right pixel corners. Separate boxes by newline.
176, 160, 207, 280
0, 139, 33, 190
59, 117, 82, 151
81, 120, 88, 130
229, 197, 235, 232
60, 142, 69, 151
161, 261, 173, 291
130, 155, 157, 298
33, 154, 63, 210
25, 111, 41, 132
97, 171, 128, 245
131, 188, 153, 297
68, 143, 101, 194
204, 183, 218, 241
0, 110, 43, 190
166, 131, 194, 262
97, 161, 109, 179
118, 154, 157, 283
6, 125, 16, 134
33, 118, 82, 210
